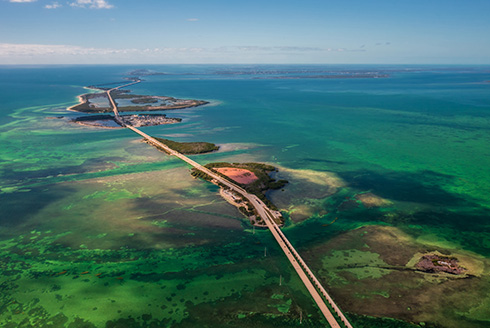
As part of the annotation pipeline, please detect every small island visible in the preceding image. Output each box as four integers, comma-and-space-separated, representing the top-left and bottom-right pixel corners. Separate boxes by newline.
150, 137, 219, 155
72, 114, 182, 129
191, 162, 287, 226
69, 88, 208, 113
415, 254, 466, 275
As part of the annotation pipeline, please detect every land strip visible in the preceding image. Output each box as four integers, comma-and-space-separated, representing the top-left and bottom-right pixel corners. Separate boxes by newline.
72, 114, 181, 129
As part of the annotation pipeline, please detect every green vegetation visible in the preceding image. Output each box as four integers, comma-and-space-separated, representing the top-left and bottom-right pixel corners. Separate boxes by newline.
349, 313, 420, 328
131, 97, 158, 104
73, 114, 114, 122
153, 137, 219, 155
69, 92, 107, 113
190, 170, 214, 181
115, 102, 208, 112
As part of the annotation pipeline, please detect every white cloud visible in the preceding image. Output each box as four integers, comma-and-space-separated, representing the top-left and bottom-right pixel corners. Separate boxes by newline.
70, 0, 113, 9
0, 43, 366, 58
0, 43, 119, 57
186, 18, 199, 22
9, 0, 37, 2
45, 2, 61, 9
217, 46, 361, 53
0, 43, 368, 64
0, 43, 212, 64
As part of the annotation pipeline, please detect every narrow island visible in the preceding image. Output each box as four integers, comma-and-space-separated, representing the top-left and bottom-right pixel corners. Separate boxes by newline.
191, 162, 288, 226
149, 137, 220, 155
252, 74, 389, 79
72, 114, 182, 129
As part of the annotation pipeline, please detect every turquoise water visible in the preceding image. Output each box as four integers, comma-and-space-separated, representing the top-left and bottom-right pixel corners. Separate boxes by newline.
1, 65, 490, 327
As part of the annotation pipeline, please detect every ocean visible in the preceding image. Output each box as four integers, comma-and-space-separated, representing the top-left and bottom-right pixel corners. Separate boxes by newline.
0, 65, 489, 327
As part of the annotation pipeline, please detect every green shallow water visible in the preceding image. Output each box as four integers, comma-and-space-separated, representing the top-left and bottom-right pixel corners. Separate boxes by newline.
1, 65, 489, 327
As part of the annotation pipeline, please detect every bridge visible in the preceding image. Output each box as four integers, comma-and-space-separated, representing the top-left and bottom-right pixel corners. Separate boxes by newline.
106, 82, 353, 328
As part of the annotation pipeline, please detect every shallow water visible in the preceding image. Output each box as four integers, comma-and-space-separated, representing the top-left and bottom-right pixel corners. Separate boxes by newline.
1, 65, 489, 327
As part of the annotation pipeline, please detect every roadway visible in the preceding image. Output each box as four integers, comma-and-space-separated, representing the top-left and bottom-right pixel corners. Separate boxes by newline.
106, 82, 352, 328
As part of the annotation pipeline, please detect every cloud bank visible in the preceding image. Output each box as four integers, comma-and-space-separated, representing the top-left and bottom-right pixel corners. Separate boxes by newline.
70, 0, 113, 9
0, 43, 367, 64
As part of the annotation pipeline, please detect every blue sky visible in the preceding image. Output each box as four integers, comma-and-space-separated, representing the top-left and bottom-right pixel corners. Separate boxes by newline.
1, 0, 489, 64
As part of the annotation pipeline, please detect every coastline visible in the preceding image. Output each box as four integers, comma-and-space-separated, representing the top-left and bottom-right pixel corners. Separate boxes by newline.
66, 94, 86, 112
66, 86, 102, 112
72, 120, 121, 129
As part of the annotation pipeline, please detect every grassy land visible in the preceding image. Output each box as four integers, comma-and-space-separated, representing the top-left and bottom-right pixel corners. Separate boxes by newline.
116, 102, 208, 112
72, 114, 114, 122
131, 97, 158, 104
153, 137, 219, 155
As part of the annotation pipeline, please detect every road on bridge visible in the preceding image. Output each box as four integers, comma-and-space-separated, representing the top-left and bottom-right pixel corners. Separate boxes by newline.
107, 82, 352, 328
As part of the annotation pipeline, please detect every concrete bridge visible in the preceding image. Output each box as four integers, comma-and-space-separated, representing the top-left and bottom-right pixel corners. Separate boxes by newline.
107, 82, 353, 328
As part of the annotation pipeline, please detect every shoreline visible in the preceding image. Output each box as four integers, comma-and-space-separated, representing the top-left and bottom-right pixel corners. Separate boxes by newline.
218, 188, 266, 227
66, 86, 102, 112
72, 120, 121, 129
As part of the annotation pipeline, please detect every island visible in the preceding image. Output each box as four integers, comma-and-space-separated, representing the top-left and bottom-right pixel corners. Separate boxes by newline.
191, 162, 288, 226
149, 137, 219, 155
68, 81, 209, 129
72, 114, 182, 129
127, 68, 390, 79
252, 74, 389, 79
68, 88, 208, 113
415, 254, 467, 275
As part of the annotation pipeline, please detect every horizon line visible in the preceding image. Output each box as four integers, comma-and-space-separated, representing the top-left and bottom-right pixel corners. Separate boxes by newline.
1, 63, 490, 67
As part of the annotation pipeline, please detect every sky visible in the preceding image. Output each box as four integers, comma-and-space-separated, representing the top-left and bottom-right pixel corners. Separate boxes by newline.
1, 0, 490, 65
